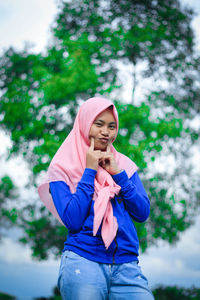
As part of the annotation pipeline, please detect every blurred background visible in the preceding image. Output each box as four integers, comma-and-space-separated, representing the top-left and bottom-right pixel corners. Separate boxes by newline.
0, 0, 200, 299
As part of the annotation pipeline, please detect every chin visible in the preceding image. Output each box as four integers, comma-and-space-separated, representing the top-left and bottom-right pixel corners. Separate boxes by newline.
95, 146, 106, 151
94, 143, 106, 151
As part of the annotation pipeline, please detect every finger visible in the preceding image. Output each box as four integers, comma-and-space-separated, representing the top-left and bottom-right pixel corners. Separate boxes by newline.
89, 137, 95, 150
101, 153, 110, 164
106, 142, 111, 153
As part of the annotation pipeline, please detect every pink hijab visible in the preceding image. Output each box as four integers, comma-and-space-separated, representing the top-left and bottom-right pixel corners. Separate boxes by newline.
38, 97, 137, 249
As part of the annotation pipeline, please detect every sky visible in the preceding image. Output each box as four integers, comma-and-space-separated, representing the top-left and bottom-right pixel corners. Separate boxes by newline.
0, 0, 200, 299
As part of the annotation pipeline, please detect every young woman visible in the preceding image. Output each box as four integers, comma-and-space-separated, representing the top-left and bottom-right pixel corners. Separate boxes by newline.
38, 97, 154, 300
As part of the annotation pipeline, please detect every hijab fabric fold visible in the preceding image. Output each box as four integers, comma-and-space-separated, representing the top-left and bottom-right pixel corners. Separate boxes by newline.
38, 97, 138, 249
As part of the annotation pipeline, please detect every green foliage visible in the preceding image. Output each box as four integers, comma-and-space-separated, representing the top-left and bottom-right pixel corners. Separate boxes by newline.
115, 102, 183, 167
0, 176, 18, 238
54, 0, 194, 68
0, 0, 199, 259
115, 101, 192, 251
35, 285, 200, 300
17, 205, 67, 260
0, 176, 15, 198
153, 285, 200, 300
35, 287, 61, 300
0, 291, 16, 300
53, 0, 199, 114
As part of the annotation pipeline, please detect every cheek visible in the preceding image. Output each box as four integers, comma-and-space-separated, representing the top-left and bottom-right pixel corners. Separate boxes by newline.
111, 130, 117, 141
89, 125, 97, 138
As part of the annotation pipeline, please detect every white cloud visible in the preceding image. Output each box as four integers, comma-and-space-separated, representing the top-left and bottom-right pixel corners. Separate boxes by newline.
0, 131, 30, 189
0, 236, 59, 267
181, 0, 200, 52
0, 131, 12, 155
140, 216, 200, 287
0, 237, 32, 264
181, 0, 200, 13
0, 236, 59, 300
0, 0, 58, 54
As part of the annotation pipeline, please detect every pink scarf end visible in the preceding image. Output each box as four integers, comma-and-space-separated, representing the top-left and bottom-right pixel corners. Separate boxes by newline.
93, 214, 118, 250
103, 216, 118, 250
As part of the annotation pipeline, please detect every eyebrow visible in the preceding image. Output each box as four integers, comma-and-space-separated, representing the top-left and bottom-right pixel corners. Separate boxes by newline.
95, 119, 117, 125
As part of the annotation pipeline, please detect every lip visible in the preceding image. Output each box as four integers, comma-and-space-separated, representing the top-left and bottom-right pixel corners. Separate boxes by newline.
99, 138, 109, 143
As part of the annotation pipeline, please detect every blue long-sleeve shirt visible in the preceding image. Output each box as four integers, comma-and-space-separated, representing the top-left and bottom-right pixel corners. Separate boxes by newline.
50, 168, 150, 264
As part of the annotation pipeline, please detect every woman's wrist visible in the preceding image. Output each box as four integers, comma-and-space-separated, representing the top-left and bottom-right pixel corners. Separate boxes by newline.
111, 169, 123, 175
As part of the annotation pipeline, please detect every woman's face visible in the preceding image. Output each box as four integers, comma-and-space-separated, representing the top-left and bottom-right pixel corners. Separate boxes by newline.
89, 108, 117, 151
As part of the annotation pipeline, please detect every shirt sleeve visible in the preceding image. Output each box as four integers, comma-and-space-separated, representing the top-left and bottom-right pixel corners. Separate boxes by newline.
49, 168, 97, 232
112, 171, 150, 222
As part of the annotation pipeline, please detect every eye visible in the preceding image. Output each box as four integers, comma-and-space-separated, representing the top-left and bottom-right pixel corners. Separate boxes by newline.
95, 122, 102, 127
109, 124, 116, 129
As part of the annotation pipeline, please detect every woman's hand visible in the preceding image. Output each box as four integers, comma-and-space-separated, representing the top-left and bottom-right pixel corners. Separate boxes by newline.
99, 143, 121, 175
86, 137, 102, 171
86, 138, 121, 175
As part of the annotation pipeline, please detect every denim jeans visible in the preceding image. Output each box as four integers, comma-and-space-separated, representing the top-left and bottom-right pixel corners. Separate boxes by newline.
58, 250, 154, 300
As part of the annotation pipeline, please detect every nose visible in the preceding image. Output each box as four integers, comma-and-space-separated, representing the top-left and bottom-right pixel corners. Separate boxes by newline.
101, 126, 109, 136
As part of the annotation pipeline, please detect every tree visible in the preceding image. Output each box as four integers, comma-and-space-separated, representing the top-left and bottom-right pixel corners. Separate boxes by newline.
35, 287, 61, 300
0, 0, 199, 259
152, 285, 200, 300
0, 291, 16, 300
54, 0, 196, 106
0, 176, 18, 239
